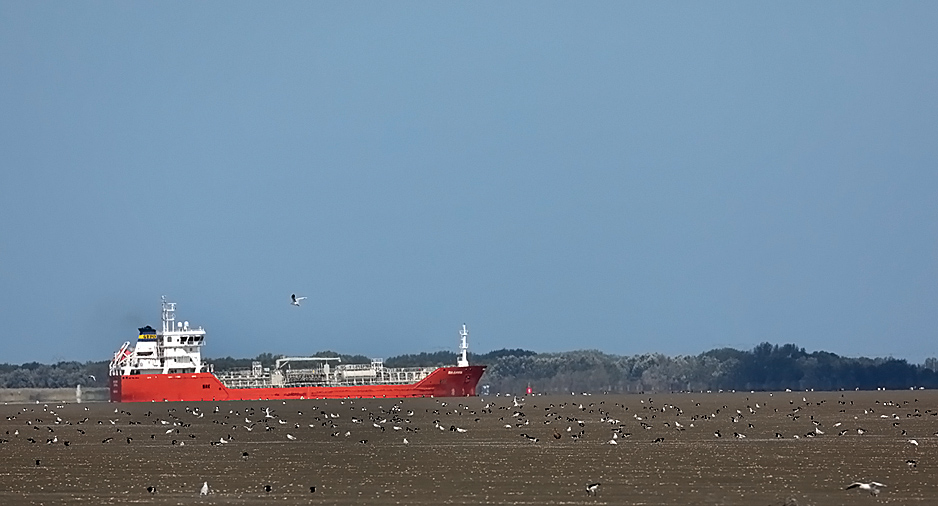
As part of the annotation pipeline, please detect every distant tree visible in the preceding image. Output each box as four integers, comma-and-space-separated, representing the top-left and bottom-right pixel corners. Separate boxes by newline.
384, 351, 456, 368
475, 349, 537, 362
209, 356, 255, 371
311, 351, 371, 364
925, 357, 938, 372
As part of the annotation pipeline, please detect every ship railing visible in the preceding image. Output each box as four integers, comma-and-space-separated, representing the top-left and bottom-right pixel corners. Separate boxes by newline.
218, 368, 438, 390
216, 365, 442, 389
218, 377, 274, 389
283, 374, 437, 388
342, 363, 375, 371
380, 366, 436, 374
217, 370, 272, 380
285, 370, 327, 382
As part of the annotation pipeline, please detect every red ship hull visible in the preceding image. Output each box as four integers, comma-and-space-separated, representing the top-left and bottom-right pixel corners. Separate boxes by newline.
109, 365, 486, 402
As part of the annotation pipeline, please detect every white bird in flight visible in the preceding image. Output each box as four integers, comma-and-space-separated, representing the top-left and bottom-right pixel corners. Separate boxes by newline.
291, 294, 307, 306
845, 481, 885, 496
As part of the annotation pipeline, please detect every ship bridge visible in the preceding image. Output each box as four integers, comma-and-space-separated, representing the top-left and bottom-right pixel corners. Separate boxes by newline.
109, 297, 206, 377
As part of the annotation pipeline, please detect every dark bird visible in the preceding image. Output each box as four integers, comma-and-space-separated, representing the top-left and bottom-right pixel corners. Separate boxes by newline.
310, 486, 317, 493
264, 484, 272, 493
146, 486, 157, 494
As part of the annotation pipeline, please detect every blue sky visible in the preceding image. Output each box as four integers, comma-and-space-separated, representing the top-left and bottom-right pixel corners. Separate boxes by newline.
1, 3, 936, 364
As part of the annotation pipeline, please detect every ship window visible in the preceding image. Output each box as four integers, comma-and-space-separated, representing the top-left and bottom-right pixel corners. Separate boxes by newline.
202, 384, 210, 389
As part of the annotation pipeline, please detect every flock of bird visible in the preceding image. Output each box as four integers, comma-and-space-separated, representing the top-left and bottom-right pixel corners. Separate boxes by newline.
1, 390, 934, 501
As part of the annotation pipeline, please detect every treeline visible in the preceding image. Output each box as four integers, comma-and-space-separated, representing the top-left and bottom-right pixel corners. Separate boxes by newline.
384, 348, 537, 368
1, 343, 937, 393
479, 343, 938, 394
0, 361, 109, 389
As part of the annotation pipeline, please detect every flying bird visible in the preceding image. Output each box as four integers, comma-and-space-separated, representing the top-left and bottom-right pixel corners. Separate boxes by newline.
845, 481, 885, 496
291, 294, 307, 306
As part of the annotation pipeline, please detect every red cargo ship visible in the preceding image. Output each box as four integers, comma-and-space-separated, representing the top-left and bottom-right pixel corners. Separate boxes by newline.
109, 298, 485, 402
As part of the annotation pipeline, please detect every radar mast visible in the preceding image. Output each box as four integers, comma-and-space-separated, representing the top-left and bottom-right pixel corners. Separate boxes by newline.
457, 324, 470, 367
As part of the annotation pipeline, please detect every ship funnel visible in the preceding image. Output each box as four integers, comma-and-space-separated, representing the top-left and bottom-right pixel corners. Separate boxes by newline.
138, 326, 157, 341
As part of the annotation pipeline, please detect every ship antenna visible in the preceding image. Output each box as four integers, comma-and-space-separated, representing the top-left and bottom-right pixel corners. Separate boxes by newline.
457, 324, 470, 367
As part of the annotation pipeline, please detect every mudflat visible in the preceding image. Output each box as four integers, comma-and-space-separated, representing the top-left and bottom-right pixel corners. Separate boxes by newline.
0, 390, 934, 505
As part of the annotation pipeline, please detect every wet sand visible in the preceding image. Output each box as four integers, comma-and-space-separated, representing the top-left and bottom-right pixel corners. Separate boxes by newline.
1, 390, 935, 505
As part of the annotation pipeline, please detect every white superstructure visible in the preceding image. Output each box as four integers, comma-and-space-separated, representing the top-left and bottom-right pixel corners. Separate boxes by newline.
109, 296, 206, 376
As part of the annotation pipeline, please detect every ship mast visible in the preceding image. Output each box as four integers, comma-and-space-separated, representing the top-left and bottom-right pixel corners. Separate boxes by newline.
161, 296, 175, 333
457, 324, 470, 367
